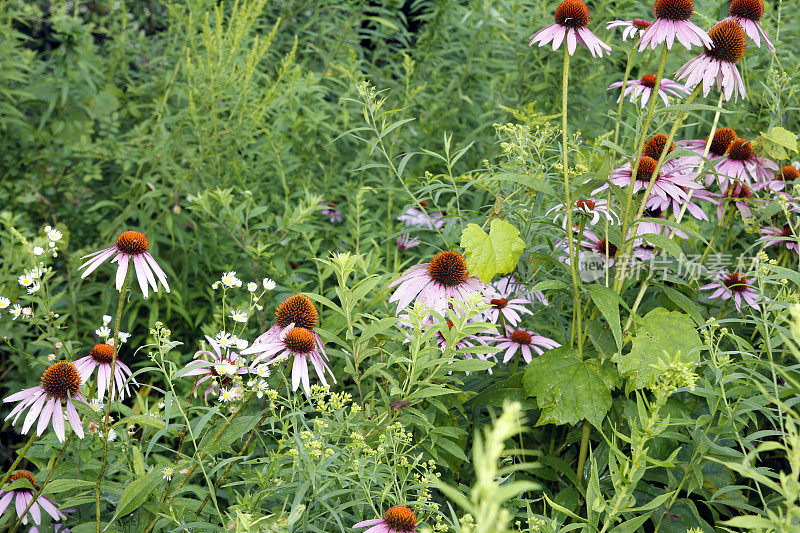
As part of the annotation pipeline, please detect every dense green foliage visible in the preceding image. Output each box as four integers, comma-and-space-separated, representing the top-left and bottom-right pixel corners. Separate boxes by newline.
2, 0, 800, 532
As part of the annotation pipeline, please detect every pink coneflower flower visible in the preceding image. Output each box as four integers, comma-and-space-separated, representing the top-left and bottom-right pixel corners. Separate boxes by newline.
3, 361, 86, 443
646, 184, 711, 221
242, 326, 334, 395
397, 234, 421, 250
700, 271, 760, 311
388, 251, 487, 314
354, 505, 418, 533
638, 0, 712, 51
606, 18, 652, 41
675, 20, 748, 101
483, 296, 533, 327
546, 198, 619, 229
492, 275, 549, 307
529, 0, 611, 58
608, 75, 690, 109
576, 229, 619, 266
79, 230, 169, 298
634, 207, 687, 238
0, 471, 65, 526
716, 183, 758, 220
677, 126, 738, 176
725, 0, 774, 52
397, 205, 443, 230
757, 165, 800, 193
714, 138, 778, 190
491, 328, 561, 364
596, 156, 699, 206
250, 293, 321, 347
180, 336, 248, 399
73, 344, 136, 401
759, 223, 799, 254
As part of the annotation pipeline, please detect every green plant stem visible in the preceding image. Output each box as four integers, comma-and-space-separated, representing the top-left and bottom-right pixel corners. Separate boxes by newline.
617, 44, 669, 270
95, 263, 131, 533
560, 45, 583, 359
576, 421, 591, 484
11, 434, 74, 533
0, 434, 37, 489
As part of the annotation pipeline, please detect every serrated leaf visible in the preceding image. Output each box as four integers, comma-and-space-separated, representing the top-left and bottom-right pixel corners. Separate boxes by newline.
460, 219, 525, 283
613, 308, 702, 391
464, 373, 537, 409
522, 347, 612, 427
586, 284, 623, 350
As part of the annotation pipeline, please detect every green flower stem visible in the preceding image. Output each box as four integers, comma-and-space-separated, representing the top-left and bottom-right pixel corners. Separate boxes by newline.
614, 85, 702, 292
96, 263, 131, 533
617, 44, 669, 268
560, 44, 583, 359
575, 420, 591, 485
11, 434, 74, 533
0, 434, 37, 489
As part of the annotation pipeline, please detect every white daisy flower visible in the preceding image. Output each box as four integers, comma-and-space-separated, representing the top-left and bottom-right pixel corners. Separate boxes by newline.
262, 278, 276, 290
18, 274, 34, 287
0, 297, 10, 309
230, 309, 248, 323
96, 326, 111, 338
220, 271, 242, 288
162, 467, 174, 481
27, 282, 41, 295
236, 338, 249, 350
11, 304, 23, 320
247, 282, 258, 292
215, 331, 233, 348
33, 246, 44, 256
47, 229, 63, 241
103, 315, 112, 325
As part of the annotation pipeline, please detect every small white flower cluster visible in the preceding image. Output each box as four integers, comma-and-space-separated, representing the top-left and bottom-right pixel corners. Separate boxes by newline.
4, 301, 33, 321
215, 331, 249, 350
213, 271, 276, 293
34, 226, 63, 258
247, 364, 273, 398
219, 384, 245, 403
95, 315, 131, 345
18, 267, 46, 295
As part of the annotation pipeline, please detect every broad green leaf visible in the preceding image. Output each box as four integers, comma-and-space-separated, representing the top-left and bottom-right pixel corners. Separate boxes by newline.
44, 478, 96, 495
759, 126, 798, 159
111, 470, 162, 520
613, 308, 702, 391
522, 347, 612, 427
200, 414, 262, 455
640, 233, 682, 258
586, 284, 624, 350
609, 512, 654, 533
464, 373, 537, 409
460, 219, 525, 283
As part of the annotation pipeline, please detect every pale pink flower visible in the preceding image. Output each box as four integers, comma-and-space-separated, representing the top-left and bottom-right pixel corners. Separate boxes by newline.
595, 156, 699, 207
546, 198, 619, 229
675, 20, 748, 102
759, 224, 799, 254
241, 326, 334, 395
608, 75, 690, 108
397, 206, 443, 230
74, 343, 136, 401
492, 275, 549, 307
713, 138, 778, 190
700, 271, 761, 312
79, 230, 169, 298
354, 506, 418, 533
724, 0, 774, 52
0, 471, 65, 526
180, 336, 248, 399
529, 0, 611, 58
388, 251, 487, 315
491, 328, 561, 364
397, 234, 421, 250
3, 361, 86, 443
606, 18, 651, 41
637, 0, 712, 51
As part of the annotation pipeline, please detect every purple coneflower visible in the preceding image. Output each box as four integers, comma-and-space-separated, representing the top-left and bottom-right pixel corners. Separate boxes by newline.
638, 0, 712, 51
546, 198, 619, 228
606, 18, 652, 41
717, 183, 758, 220
79, 230, 169, 298
700, 271, 760, 311
74, 344, 136, 401
354, 505, 418, 533
388, 251, 487, 315
483, 296, 533, 327
3, 361, 86, 443
492, 276, 549, 307
529, 0, 611, 58
397, 234, 421, 250
634, 207, 687, 239
725, 0, 774, 52
675, 20, 748, 101
249, 293, 321, 348
575, 229, 619, 266
397, 204, 443, 230
646, 185, 711, 221
597, 156, 699, 206
759, 223, 799, 254
677, 126, 738, 179
0, 471, 65, 526
491, 328, 561, 364
714, 138, 778, 190
242, 326, 334, 395
757, 165, 800, 193
608, 74, 690, 109
180, 336, 248, 399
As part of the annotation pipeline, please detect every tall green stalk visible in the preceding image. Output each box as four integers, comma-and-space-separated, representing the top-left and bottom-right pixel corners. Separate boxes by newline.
95, 264, 131, 533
